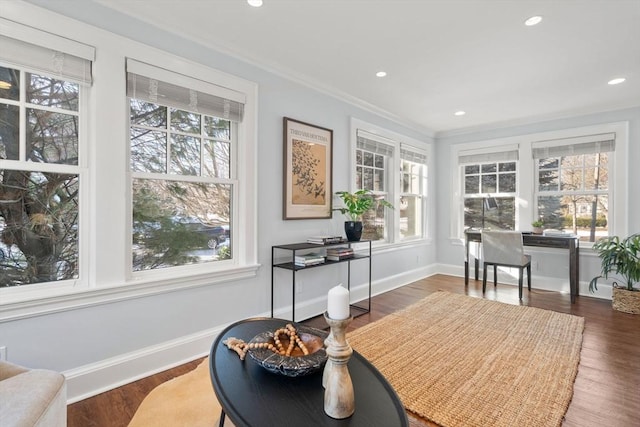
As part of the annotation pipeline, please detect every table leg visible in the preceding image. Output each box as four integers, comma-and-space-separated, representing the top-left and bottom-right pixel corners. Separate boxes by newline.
464, 261, 469, 285
219, 409, 226, 427
474, 258, 479, 281
569, 240, 579, 303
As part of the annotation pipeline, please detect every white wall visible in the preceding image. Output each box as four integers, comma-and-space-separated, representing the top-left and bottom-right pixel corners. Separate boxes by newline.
0, 1, 436, 402
434, 107, 640, 297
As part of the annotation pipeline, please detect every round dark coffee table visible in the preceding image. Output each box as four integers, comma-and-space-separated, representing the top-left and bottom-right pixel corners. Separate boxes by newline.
209, 317, 408, 427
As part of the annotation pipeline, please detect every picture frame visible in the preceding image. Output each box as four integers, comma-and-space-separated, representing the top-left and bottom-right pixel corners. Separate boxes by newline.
283, 117, 333, 219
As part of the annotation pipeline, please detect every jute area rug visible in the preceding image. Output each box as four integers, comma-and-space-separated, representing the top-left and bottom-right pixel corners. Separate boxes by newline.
346, 291, 585, 427
128, 358, 235, 427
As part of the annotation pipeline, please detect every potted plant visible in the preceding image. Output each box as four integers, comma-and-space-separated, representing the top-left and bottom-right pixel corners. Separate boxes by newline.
589, 233, 640, 314
334, 190, 393, 241
531, 219, 544, 234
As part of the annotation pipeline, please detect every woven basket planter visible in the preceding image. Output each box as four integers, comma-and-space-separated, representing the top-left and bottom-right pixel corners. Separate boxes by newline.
612, 287, 640, 315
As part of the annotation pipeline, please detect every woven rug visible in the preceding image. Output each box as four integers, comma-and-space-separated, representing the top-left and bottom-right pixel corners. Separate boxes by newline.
346, 291, 584, 427
128, 358, 235, 427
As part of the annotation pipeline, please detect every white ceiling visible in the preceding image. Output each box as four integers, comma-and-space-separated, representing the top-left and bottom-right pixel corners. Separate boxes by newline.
93, 0, 640, 135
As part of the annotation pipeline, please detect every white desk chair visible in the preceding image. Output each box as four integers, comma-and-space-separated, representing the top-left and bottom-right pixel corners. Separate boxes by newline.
481, 231, 532, 300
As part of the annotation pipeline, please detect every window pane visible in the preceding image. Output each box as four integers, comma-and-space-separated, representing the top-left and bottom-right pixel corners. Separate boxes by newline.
0, 104, 19, 159
498, 172, 516, 192
560, 168, 583, 191
584, 167, 608, 190
400, 195, 421, 239
170, 135, 201, 175
131, 128, 167, 173
538, 158, 559, 169
361, 195, 387, 241
0, 66, 19, 101
27, 109, 78, 165
538, 169, 558, 191
203, 140, 230, 179
537, 195, 608, 242
498, 162, 515, 172
130, 100, 166, 128
0, 170, 79, 286
27, 73, 79, 111
465, 175, 479, 194
481, 163, 496, 173
356, 149, 362, 166
363, 151, 374, 167
374, 169, 384, 191
464, 197, 515, 230
132, 178, 232, 271
204, 117, 230, 140
171, 109, 201, 134
356, 166, 362, 189
374, 154, 384, 168
363, 168, 373, 190
465, 165, 479, 174
481, 174, 496, 193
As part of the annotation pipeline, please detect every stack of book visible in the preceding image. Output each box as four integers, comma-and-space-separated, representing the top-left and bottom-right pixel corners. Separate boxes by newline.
294, 253, 325, 267
307, 235, 344, 245
326, 247, 354, 261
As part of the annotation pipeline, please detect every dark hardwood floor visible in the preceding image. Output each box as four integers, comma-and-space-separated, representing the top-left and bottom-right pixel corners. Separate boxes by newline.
68, 274, 640, 427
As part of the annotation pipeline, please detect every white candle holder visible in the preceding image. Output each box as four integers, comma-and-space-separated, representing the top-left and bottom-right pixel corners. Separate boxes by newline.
322, 311, 354, 419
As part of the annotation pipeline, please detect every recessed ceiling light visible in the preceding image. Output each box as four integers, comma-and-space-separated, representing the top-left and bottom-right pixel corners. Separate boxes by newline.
454, 111, 466, 116
247, 0, 263, 7
376, 71, 387, 78
524, 16, 542, 26
608, 77, 626, 85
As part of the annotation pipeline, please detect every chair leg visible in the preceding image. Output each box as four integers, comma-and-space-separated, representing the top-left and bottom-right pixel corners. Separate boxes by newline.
482, 263, 487, 293
527, 264, 531, 291
518, 269, 523, 300
493, 265, 497, 286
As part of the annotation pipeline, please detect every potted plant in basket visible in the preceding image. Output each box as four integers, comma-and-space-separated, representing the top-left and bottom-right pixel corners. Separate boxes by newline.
334, 190, 393, 241
589, 233, 640, 314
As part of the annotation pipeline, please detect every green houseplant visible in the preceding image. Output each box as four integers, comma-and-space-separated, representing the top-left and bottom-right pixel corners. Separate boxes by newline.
531, 219, 544, 234
589, 233, 640, 314
334, 190, 393, 241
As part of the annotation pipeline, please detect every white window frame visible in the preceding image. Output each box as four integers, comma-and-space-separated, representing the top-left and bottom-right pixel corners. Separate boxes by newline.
349, 118, 429, 246
0, 18, 259, 316
449, 122, 628, 246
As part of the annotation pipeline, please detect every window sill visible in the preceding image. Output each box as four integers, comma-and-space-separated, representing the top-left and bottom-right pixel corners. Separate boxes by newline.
370, 237, 433, 254
0, 263, 260, 322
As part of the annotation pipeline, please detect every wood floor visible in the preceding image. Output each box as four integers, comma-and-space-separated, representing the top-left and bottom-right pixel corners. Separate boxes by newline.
68, 274, 640, 427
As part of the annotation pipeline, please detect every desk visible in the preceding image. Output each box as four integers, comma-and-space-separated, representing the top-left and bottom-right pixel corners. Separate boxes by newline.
464, 231, 580, 303
210, 318, 408, 427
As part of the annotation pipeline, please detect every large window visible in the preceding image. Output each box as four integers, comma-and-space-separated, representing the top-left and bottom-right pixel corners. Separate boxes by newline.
127, 60, 244, 272
533, 133, 614, 242
399, 147, 427, 240
459, 147, 518, 231
352, 123, 429, 243
0, 34, 92, 287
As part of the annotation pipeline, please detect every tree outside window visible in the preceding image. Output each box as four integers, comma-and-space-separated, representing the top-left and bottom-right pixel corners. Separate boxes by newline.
463, 161, 516, 231
0, 66, 80, 287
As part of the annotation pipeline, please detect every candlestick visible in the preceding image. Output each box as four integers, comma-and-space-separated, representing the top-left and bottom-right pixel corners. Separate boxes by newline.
323, 311, 354, 419
327, 284, 350, 320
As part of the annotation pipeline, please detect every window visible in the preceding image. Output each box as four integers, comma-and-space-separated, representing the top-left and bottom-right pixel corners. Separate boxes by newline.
533, 133, 614, 242
355, 130, 393, 241
352, 122, 429, 244
459, 147, 518, 231
399, 147, 427, 240
126, 60, 244, 272
0, 33, 93, 287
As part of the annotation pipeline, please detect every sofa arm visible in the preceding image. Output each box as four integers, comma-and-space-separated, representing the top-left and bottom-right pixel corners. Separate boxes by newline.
0, 362, 67, 427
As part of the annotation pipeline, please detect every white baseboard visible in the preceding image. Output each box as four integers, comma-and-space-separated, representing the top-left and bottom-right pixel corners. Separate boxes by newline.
63, 324, 227, 403
435, 262, 612, 300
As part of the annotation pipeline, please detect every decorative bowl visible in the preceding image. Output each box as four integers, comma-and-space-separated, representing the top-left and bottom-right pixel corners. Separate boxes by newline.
247, 325, 328, 377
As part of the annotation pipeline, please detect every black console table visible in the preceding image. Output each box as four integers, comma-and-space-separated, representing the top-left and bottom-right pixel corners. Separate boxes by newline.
271, 240, 372, 322
464, 231, 580, 303
209, 318, 409, 427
